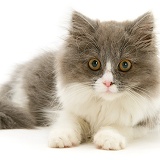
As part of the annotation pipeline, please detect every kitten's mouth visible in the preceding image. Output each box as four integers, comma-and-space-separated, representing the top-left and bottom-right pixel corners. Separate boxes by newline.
102, 82, 118, 94
105, 90, 114, 94
93, 79, 119, 100
98, 90, 121, 101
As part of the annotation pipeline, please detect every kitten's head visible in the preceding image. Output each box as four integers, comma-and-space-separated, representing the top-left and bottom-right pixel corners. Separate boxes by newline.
57, 11, 160, 101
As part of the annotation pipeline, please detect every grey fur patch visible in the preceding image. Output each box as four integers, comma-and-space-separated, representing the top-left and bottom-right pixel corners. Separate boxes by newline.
0, 83, 35, 129
0, 100, 35, 129
0, 53, 59, 128
22, 53, 59, 126
136, 113, 160, 129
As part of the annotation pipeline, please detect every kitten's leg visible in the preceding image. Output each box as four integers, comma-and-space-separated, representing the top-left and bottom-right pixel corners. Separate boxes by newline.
94, 126, 126, 150
93, 125, 148, 150
48, 112, 82, 148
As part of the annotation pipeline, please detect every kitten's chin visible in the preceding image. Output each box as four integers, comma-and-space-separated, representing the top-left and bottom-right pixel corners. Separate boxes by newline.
94, 84, 122, 101
97, 92, 122, 101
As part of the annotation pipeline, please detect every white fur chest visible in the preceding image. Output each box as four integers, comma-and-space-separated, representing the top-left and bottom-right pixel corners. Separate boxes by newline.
64, 96, 142, 132
57, 83, 160, 133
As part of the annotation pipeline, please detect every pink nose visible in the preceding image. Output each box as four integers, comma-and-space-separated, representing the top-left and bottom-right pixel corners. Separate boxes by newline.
103, 81, 112, 87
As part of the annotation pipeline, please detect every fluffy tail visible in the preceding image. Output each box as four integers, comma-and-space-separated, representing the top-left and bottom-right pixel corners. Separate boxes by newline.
0, 100, 35, 129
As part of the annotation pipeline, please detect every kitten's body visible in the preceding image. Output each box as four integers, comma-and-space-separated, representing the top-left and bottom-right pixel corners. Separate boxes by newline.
0, 53, 58, 128
0, 11, 160, 150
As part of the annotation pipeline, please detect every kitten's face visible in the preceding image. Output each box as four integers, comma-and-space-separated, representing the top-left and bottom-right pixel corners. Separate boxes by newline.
58, 12, 160, 101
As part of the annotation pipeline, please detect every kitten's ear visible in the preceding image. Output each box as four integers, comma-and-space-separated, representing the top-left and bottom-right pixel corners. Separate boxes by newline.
70, 11, 98, 35
131, 12, 154, 33
126, 12, 155, 48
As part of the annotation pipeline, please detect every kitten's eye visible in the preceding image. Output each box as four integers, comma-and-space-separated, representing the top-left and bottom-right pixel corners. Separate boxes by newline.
88, 58, 101, 71
118, 60, 132, 72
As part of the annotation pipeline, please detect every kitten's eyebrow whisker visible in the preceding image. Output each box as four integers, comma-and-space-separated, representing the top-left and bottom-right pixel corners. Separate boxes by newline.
73, 26, 100, 50
72, 35, 99, 53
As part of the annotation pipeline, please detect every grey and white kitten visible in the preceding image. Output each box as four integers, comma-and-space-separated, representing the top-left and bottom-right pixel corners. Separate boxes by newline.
0, 11, 160, 150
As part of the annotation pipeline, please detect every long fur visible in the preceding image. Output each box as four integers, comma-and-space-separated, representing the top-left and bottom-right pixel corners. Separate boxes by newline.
0, 11, 160, 150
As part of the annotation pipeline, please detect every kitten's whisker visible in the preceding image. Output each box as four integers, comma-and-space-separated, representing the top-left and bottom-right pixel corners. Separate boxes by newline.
134, 86, 151, 94
126, 90, 141, 106
132, 87, 152, 100
125, 86, 149, 101
61, 83, 94, 99
125, 85, 152, 100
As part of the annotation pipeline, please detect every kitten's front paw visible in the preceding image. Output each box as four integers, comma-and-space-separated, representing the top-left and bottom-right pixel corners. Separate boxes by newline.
48, 129, 81, 148
94, 129, 126, 150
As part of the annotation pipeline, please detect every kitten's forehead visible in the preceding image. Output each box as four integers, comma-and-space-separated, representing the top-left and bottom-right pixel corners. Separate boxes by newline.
99, 21, 126, 39
96, 22, 127, 60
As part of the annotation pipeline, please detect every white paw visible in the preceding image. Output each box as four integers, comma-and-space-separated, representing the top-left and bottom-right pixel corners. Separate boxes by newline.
94, 129, 126, 150
48, 129, 81, 148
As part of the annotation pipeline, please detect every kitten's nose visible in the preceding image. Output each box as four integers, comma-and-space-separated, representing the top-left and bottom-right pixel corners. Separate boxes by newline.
103, 81, 113, 87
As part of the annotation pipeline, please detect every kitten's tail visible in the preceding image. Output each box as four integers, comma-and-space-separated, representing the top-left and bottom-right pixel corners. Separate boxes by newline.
0, 83, 36, 129
0, 100, 35, 129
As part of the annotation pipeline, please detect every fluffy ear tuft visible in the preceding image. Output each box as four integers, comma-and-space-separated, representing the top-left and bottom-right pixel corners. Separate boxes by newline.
126, 12, 155, 49
70, 11, 98, 35
132, 12, 154, 33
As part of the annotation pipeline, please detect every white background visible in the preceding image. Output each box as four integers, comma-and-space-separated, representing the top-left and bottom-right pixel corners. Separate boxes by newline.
0, 0, 160, 84
0, 0, 160, 159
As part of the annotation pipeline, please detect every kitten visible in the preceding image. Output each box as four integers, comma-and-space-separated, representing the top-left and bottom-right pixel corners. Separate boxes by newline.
0, 11, 160, 150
